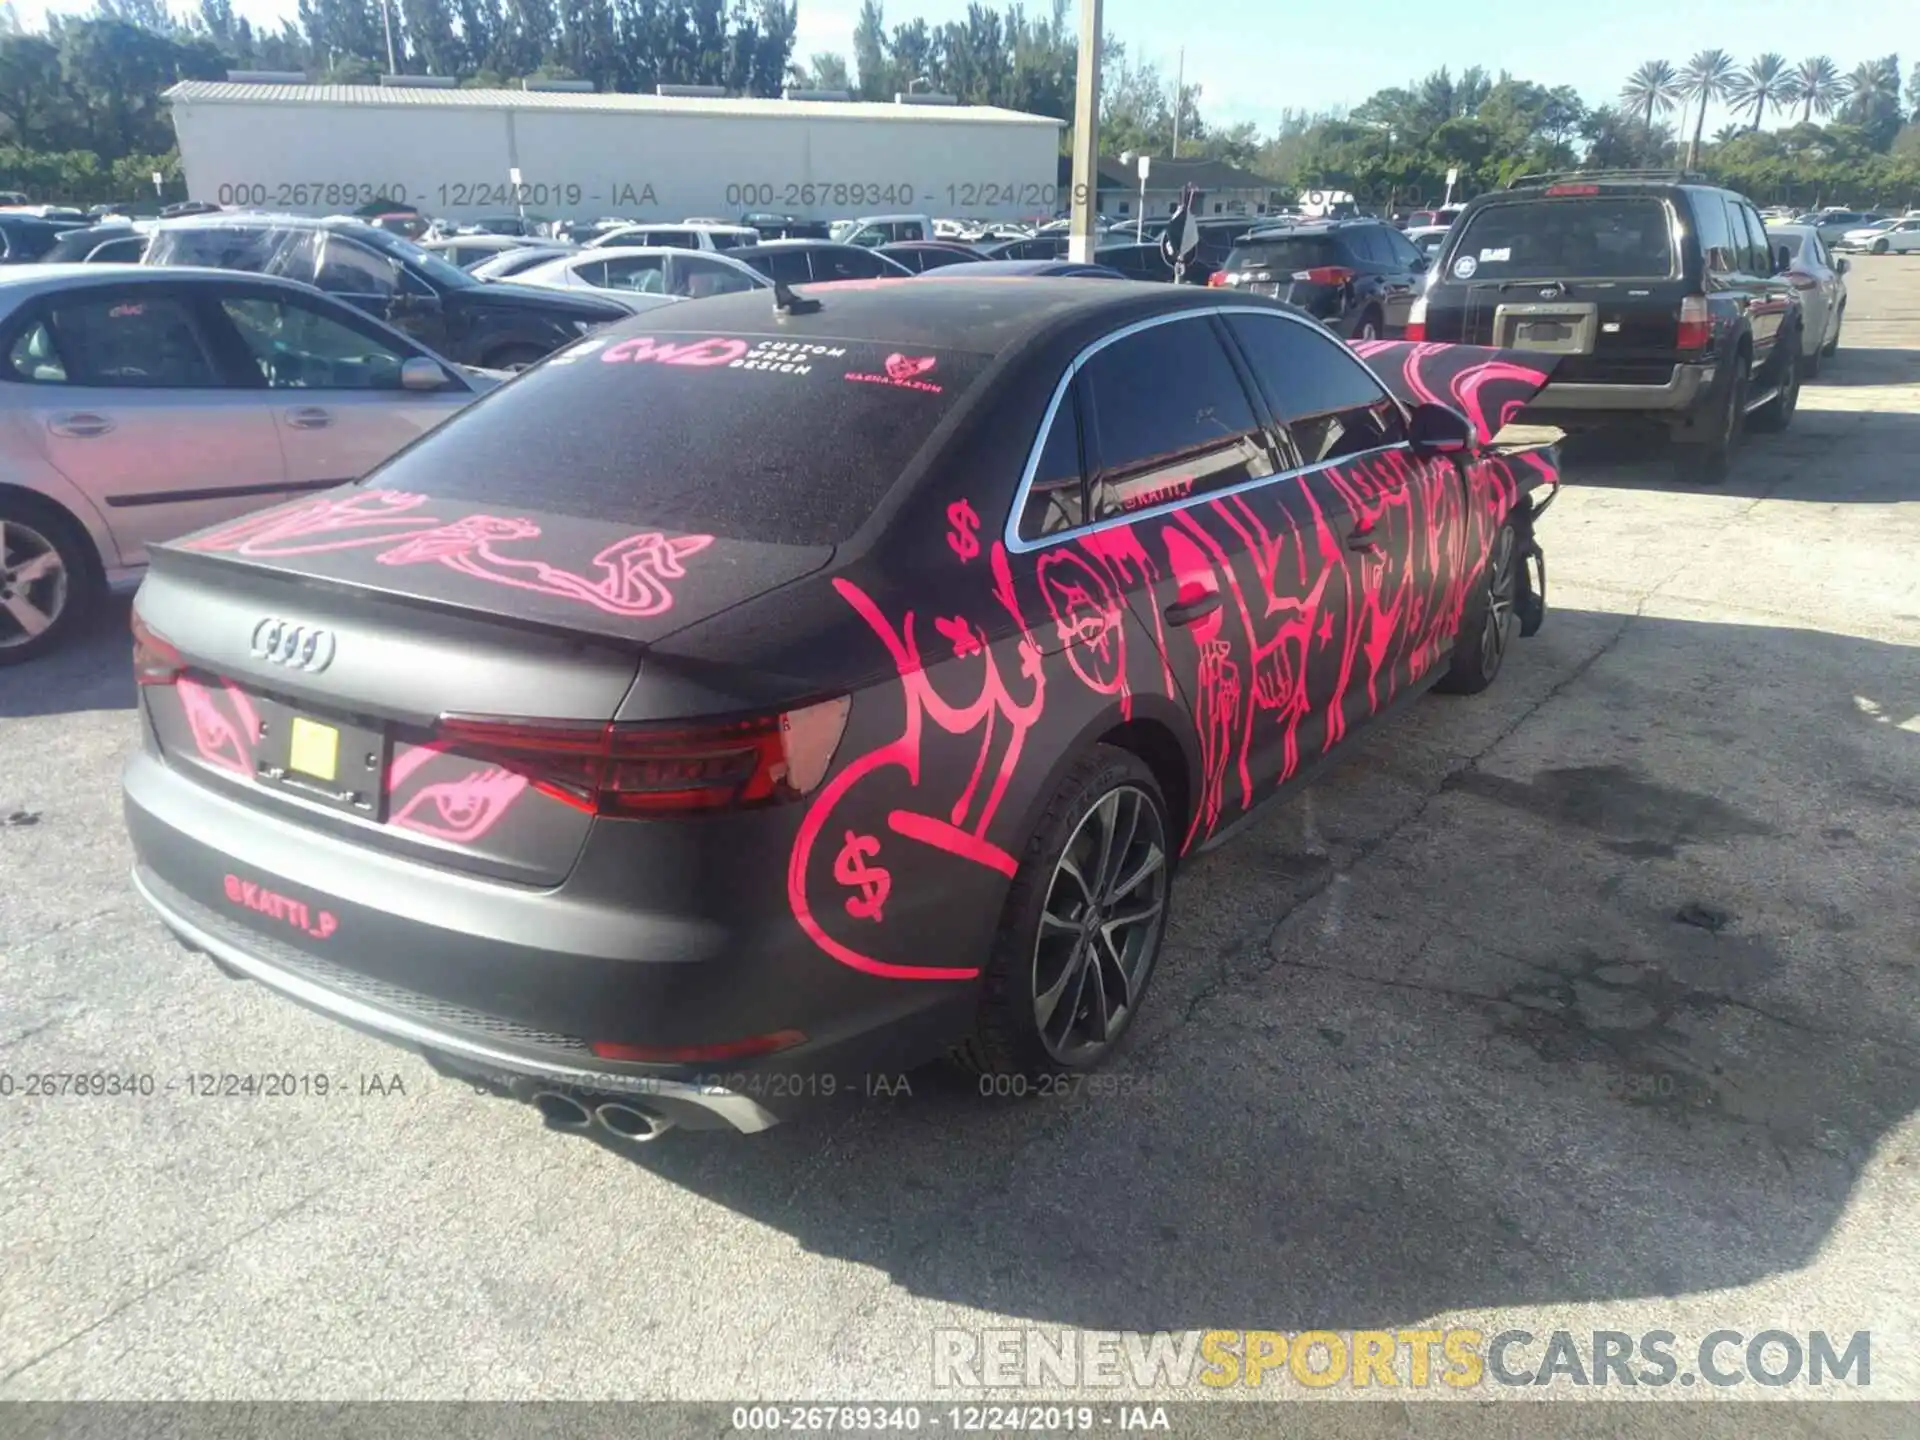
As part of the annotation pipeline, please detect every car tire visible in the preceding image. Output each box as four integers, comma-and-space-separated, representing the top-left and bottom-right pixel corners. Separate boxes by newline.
1748, 338, 1800, 433
1871, 238, 1889, 255
0, 495, 99, 666
1672, 354, 1747, 485
483, 344, 548, 372
1821, 305, 1843, 358
953, 745, 1173, 1083
1435, 514, 1520, 696
1353, 308, 1384, 342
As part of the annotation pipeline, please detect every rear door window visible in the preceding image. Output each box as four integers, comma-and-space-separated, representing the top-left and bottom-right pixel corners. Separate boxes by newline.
1080, 315, 1273, 519
24, 291, 222, 388
371, 330, 990, 546
1017, 389, 1088, 541
1449, 197, 1676, 280
1225, 312, 1407, 464
1694, 195, 1737, 273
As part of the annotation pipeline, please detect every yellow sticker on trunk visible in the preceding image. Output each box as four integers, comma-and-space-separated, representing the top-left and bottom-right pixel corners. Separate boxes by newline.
288, 717, 339, 782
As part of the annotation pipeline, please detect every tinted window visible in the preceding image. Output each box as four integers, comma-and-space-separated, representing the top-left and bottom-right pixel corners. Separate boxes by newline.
1080, 317, 1272, 518
89, 236, 148, 263
1225, 236, 1344, 273
1693, 196, 1737, 272
1450, 198, 1675, 279
221, 295, 411, 389
374, 330, 989, 546
708, 231, 747, 251
1225, 313, 1406, 464
601, 254, 667, 293
1346, 227, 1387, 264
1738, 203, 1772, 273
28, 291, 220, 388
819, 248, 894, 280
150, 225, 321, 283
672, 256, 761, 298
314, 236, 401, 298
1382, 227, 1424, 268
756, 249, 812, 284
1018, 389, 1087, 540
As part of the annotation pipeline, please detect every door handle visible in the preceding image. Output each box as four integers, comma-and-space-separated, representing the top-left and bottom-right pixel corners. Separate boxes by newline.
1347, 527, 1381, 552
49, 412, 112, 438
285, 407, 332, 430
1163, 593, 1223, 627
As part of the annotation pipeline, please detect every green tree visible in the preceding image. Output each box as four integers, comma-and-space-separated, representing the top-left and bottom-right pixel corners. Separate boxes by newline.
1620, 59, 1682, 139
1783, 55, 1847, 124
1729, 52, 1789, 132
851, 0, 891, 99
0, 34, 68, 148
1679, 48, 1738, 168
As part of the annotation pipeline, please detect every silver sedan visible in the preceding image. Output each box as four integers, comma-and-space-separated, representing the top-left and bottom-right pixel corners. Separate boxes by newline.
1766, 225, 1849, 374
0, 264, 491, 663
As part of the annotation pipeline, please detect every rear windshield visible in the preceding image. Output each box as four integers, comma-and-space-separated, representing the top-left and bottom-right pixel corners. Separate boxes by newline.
369, 329, 990, 546
1449, 198, 1675, 280
1226, 236, 1346, 271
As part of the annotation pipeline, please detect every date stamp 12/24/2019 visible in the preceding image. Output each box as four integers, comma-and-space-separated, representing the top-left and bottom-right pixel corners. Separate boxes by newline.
0, 1070, 411, 1100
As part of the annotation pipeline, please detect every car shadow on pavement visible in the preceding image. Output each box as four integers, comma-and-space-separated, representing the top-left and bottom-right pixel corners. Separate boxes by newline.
1557, 406, 1920, 503
580, 607, 1919, 1337
1805, 347, 1920, 388
0, 597, 134, 716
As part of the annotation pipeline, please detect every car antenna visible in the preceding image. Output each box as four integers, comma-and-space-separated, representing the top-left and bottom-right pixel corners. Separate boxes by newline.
772, 277, 821, 316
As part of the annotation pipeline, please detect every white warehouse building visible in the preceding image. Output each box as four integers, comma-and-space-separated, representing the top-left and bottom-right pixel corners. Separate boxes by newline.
163, 81, 1066, 226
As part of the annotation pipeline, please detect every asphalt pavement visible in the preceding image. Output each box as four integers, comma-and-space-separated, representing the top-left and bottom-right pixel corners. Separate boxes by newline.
2, 258, 1917, 1415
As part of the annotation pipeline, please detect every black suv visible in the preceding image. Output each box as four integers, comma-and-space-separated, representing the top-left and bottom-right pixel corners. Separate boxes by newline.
1410, 172, 1803, 479
144, 215, 631, 370
1211, 219, 1428, 338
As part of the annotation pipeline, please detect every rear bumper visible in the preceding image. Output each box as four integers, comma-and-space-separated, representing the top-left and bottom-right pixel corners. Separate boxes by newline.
1529, 362, 1714, 413
132, 865, 782, 1133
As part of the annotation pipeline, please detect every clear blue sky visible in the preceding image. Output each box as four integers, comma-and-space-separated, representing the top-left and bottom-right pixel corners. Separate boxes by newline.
7, 0, 1905, 133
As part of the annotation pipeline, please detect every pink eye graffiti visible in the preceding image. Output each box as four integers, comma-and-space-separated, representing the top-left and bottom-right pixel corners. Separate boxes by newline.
390, 767, 530, 844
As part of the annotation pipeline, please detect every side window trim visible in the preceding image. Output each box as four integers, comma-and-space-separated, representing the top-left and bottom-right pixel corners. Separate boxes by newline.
1003, 306, 1411, 556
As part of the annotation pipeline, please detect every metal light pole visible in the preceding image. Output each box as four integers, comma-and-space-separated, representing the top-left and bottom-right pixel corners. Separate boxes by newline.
380, 0, 397, 75
1067, 0, 1102, 263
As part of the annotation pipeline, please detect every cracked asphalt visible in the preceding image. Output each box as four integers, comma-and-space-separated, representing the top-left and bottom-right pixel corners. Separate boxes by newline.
2, 259, 1917, 1415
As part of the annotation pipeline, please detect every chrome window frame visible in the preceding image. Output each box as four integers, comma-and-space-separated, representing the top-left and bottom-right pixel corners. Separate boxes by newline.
1003, 304, 1413, 556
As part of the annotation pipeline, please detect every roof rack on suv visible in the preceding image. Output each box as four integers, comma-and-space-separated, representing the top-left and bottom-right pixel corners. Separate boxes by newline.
1505, 168, 1708, 189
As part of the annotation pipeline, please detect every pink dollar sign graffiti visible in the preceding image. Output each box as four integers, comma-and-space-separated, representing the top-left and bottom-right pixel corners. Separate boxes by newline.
833, 831, 890, 921
946, 500, 981, 563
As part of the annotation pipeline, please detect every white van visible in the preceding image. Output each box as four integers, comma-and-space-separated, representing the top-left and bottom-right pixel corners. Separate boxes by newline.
831, 215, 935, 247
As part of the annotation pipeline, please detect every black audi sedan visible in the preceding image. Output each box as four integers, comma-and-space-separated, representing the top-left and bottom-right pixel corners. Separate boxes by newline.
124, 279, 1562, 1140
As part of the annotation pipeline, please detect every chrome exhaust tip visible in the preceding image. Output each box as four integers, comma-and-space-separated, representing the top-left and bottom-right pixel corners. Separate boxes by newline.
531, 1091, 593, 1129
595, 1101, 676, 1143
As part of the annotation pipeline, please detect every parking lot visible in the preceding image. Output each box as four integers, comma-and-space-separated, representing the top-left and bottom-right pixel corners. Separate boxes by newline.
2, 257, 1917, 1409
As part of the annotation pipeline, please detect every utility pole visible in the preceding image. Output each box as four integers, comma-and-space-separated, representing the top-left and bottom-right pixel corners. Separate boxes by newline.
1067, 0, 1102, 263
1171, 47, 1183, 158
380, 0, 397, 75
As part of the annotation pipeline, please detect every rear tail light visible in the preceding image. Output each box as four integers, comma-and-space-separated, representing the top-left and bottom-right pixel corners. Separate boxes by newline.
1291, 266, 1357, 286
1676, 294, 1711, 351
1206, 271, 1230, 287
1404, 292, 1428, 341
588, 1029, 806, 1064
431, 695, 851, 816
131, 612, 183, 686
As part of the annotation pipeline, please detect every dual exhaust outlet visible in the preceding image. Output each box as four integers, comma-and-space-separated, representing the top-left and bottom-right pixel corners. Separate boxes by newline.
531, 1089, 675, 1143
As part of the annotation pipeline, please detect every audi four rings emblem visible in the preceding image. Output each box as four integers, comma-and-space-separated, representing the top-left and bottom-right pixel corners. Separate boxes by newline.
251, 619, 336, 672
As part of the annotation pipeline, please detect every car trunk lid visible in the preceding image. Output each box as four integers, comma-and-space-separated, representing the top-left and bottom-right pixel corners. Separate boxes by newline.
136, 490, 830, 887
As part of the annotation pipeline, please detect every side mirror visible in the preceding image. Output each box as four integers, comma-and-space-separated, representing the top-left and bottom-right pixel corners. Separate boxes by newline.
399, 356, 451, 391
1407, 401, 1476, 457
1836, 257, 1851, 274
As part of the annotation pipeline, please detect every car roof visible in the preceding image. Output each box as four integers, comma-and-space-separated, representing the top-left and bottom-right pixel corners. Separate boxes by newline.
0, 262, 338, 306
925, 259, 1115, 276
614, 275, 1234, 358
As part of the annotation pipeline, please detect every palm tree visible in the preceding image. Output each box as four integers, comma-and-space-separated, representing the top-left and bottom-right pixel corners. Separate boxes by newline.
1784, 55, 1848, 125
1679, 48, 1739, 168
1620, 60, 1683, 138
1728, 52, 1790, 132
1841, 56, 1901, 125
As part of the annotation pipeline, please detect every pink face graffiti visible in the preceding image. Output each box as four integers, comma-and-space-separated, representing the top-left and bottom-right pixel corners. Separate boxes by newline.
179, 489, 435, 558
1037, 549, 1128, 697
885, 354, 938, 383
177, 678, 259, 777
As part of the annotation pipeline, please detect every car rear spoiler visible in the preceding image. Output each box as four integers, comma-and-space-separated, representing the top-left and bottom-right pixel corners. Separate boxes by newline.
1350, 340, 1562, 449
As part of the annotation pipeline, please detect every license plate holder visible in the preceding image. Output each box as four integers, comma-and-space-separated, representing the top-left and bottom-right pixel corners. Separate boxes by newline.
254, 696, 389, 818
1494, 301, 1598, 355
